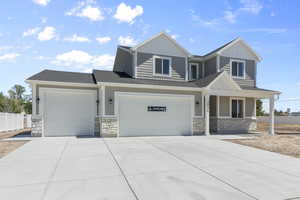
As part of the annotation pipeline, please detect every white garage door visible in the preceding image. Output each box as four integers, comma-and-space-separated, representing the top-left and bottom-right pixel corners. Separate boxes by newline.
41, 88, 96, 137
117, 93, 193, 137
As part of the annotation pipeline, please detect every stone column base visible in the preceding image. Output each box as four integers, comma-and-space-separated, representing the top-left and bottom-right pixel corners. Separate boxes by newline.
193, 117, 205, 135
95, 116, 118, 137
31, 116, 43, 137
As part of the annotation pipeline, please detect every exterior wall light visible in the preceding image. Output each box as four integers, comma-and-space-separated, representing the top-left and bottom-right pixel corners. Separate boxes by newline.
195, 101, 199, 105
36, 97, 40, 104
109, 98, 113, 104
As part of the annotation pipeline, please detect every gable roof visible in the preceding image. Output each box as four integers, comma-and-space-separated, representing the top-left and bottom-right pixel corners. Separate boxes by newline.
206, 71, 241, 90
26, 69, 96, 84
203, 38, 262, 61
131, 31, 191, 56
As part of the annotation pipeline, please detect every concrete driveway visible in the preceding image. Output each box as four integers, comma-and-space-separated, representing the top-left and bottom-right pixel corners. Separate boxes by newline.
1, 136, 300, 200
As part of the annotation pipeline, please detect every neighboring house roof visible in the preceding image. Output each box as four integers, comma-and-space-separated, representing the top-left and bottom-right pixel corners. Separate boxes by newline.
26, 69, 96, 84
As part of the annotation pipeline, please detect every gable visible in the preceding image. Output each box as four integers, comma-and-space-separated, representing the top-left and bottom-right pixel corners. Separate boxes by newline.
207, 72, 241, 91
137, 34, 188, 57
219, 41, 260, 61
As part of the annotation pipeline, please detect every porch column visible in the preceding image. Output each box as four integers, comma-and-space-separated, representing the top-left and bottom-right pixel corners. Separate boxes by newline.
205, 94, 210, 136
269, 95, 275, 135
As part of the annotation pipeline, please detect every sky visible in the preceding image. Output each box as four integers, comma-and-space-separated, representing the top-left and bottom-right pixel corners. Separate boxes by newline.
0, 0, 299, 112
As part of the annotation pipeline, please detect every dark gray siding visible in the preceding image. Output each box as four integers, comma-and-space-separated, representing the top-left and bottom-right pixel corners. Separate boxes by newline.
209, 96, 217, 117
113, 48, 133, 76
220, 56, 256, 87
204, 57, 217, 77
105, 86, 203, 116
136, 52, 186, 81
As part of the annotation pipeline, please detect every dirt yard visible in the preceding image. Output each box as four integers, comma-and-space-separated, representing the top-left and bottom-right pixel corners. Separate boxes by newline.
0, 129, 30, 158
227, 122, 300, 158
0, 140, 28, 158
257, 122, 300, 134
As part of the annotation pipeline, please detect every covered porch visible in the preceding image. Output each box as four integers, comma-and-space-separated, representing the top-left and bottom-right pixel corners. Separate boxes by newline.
199, 71, 280, 136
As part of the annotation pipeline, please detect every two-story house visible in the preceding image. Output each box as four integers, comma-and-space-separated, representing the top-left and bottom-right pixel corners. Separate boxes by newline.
26, 32, 280, 137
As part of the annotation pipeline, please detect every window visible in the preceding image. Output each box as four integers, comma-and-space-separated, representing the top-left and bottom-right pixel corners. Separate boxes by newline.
189, 63, 199, 80
231, 60, 245, 78
153, 56, 171, 76
231, 99, 244, 118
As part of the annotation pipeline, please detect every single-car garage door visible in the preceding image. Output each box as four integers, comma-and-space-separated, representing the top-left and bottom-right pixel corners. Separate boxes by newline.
40, 88, 96, 137
117, 93, 193, 137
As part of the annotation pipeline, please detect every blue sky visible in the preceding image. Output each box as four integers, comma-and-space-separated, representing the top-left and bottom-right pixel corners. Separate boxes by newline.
0, 0, 299, 112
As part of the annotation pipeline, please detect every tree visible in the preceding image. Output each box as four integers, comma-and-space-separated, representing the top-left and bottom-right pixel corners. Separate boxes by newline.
256, 99, 265, 116
0, 84, 32, 114
8, 85, 26, 99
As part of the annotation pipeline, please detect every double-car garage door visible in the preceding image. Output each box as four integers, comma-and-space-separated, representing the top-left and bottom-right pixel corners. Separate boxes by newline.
117, 93, 193, 137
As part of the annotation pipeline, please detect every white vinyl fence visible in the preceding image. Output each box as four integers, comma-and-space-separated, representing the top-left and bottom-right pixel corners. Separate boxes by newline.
0, 113, 32, 132
257, 116, 300, 125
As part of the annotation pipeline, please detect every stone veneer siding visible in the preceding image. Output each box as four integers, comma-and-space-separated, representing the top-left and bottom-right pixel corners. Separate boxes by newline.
31, 116, 43, 137
215, 118, 257, 133
193, 117, 205, 135
97, 116, 118, 137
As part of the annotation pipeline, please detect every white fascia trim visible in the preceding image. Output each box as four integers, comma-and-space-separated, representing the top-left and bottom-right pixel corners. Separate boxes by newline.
25, 80, 98, 88
97, 81, 204, 92
118, 46, 132, 53
132, 31, 191, 57
206, 71, 241, 91
152, 55, 172, 77
216, 55, 220, 72
218, 38, 262, 62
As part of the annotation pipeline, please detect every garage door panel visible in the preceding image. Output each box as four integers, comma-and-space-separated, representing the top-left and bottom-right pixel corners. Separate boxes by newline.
118, 94, 192, 137
42, 89, 96, 137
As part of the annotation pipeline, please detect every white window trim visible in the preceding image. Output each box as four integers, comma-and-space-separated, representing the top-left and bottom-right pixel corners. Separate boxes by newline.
189, 63, 199, 80
230, 59, 246, 79
152, 55, 172, 77
230, 97, 245, 119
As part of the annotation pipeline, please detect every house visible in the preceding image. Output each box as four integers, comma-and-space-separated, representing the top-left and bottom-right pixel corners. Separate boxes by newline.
26, 32, 280, 137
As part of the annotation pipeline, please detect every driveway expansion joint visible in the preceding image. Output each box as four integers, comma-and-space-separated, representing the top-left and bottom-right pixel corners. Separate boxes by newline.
103, 138, 140, 200
144, 139, 259, 200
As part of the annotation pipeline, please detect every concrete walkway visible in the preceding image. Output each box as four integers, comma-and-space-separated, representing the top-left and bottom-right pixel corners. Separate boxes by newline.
1, 136, 300, 200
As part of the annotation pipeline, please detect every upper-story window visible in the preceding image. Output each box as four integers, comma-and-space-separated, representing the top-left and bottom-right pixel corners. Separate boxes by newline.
189, 63, 198, 80
153, 56, 171, 77
231, 59, 245, 79
189, 63, 203, 80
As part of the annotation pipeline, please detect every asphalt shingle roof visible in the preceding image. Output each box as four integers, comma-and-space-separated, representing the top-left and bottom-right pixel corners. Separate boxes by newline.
26, 69, 96, 84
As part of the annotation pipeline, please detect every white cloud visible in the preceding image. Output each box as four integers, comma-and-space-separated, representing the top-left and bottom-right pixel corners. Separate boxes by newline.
189, 38, 195, 43
0, 53, 20, 61
118, 36, 137, 46
240, 0, 263, 15
171, 34, 179, 39
54, 50, 92, 66
224, 11, 236, 24
23, 27, 40, 37
92, 54, 115, 70
38, 26, 56, 41
96, 36, 111, 44
66, 0, 104, 21
64, 34, 90, 42
114, 2, 143, 24
52, 50, 114, 71
33, 0, 51, 6
190, 10, 219, 27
